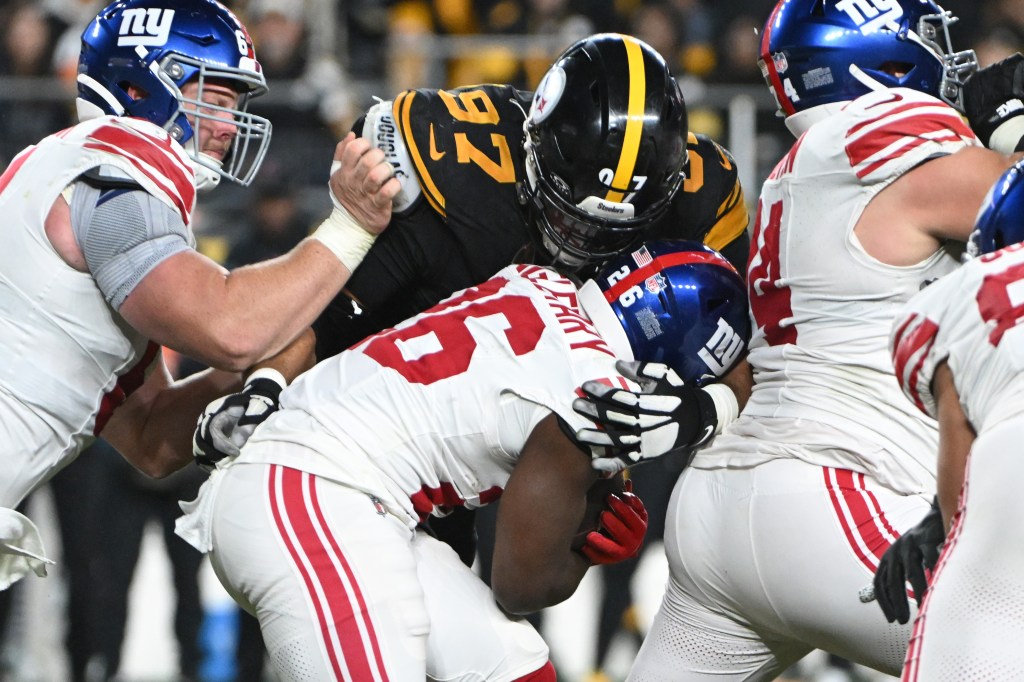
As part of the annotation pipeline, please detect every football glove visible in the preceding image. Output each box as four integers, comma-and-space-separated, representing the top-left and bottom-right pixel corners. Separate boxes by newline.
572, 361, 728, 472
963, 52, 1024, 154
579, 484, 648, 565
193, 368, 286, 472
872, 497, 945, 625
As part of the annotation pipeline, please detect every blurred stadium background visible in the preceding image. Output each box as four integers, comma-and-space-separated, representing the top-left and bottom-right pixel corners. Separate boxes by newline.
0, 0, 1019, 680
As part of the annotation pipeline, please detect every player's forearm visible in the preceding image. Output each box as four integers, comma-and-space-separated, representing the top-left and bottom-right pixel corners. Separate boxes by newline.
934, 363, 975, 532
107, 368, 241, 477
214, 239, 350, 366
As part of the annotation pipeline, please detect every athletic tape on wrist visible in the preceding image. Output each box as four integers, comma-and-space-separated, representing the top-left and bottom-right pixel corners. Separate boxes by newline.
989, 114, 1024, 155
246, 367, 287, 390
311, 203, 377, 272
701, 383, 739, 435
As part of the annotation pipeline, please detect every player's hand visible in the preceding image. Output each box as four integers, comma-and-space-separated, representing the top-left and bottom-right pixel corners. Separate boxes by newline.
328, 132, 401, 235
573, 361, 718, 472
963, 53, 1024, 153
872, 497, 945, 625
193, 370, 286, 472
579, 485, 648, 565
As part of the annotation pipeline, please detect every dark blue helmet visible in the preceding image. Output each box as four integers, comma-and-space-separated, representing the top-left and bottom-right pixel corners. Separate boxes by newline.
967, 160, 1024, 257
77, 0, 271, 188
758, 0, 976, 119
579, 240, 750, 385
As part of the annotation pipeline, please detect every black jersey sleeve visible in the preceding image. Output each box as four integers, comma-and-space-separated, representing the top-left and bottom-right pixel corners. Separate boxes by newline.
650, 133, 750, 274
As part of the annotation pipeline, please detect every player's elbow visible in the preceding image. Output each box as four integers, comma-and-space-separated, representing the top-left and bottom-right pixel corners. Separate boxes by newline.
195, 327, 267, 372
130, 448, 189, 479
492, 576, 572, 616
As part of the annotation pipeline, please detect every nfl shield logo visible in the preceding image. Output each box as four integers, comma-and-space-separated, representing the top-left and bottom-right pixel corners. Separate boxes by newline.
645, 273, 666, 294
773, 52, 788, 74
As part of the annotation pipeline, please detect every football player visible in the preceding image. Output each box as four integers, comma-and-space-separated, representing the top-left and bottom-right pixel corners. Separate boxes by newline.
570, 1, 1024, 678
177, 240, 750, 682
883, 160, 1024, 679
0, 0, 395, 589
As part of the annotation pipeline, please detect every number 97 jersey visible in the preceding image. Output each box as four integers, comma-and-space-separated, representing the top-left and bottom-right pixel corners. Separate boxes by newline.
892, 244, 1024, 433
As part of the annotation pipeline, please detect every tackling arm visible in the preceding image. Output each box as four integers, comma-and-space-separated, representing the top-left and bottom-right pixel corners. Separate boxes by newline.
491, 414, 601, 615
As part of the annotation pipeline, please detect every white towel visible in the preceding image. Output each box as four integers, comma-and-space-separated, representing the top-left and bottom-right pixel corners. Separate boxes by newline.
0, 508, 54, 590
175, 465, 227, 553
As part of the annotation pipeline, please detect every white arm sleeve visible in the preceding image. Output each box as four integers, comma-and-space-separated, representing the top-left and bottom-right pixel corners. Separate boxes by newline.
69, 173, 195, 310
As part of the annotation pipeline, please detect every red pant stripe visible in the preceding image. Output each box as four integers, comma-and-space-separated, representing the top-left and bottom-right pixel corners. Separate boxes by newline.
268, 465, 385, 682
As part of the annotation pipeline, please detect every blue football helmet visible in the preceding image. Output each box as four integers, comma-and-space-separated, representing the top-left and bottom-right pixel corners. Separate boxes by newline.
78, 0, 271, 189
520, 33, 688, 269
758, 0, 976, 119
579, 240, 750, 385
967, 160, 1024, 257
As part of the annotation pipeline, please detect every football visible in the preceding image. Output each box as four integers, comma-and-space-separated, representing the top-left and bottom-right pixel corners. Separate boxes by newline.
572, 472, 627, 550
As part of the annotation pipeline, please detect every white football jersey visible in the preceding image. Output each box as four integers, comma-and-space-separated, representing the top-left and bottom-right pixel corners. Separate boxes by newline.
239, 264, 628, 528
0, 116, 195, 506
893, 244, 1024, 432
691, 88, 980, 494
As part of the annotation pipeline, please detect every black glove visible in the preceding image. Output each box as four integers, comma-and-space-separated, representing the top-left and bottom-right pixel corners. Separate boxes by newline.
193, 369, 286, 472
571, 360, 720, 472
963, 52, 1024, 153
873, 497, 945, 625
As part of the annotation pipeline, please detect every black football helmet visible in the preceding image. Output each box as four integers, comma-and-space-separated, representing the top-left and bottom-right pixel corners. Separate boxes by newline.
519, 33, 688, 269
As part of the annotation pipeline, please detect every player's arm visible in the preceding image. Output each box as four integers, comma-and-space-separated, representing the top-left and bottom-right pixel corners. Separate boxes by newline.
101, 354, 241, 478
859, 146, 1023, 264
933, 360, 976, 531
119, 134, 399, 371
491, 413, 645, 615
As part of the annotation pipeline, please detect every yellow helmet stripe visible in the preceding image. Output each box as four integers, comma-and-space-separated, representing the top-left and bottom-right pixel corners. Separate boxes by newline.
605, 36, 646, 204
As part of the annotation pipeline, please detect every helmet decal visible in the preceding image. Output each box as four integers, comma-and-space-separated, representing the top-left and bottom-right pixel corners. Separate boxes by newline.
116, 8, 175, 46
835, 0, 904, 33
530, 66, 565, 124
604, 36, 646, 205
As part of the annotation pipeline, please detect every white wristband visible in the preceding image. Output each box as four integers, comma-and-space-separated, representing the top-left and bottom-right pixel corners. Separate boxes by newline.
311, 203, 377, 273
989, 112, 1024, 155
701, 383, 739, 435
246, 367, 287, 390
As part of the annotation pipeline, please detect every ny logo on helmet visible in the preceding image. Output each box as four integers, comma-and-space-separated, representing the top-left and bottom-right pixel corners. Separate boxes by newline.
835, 0, 903, 34
117, 8, 175, 47
698, 318, 744, 377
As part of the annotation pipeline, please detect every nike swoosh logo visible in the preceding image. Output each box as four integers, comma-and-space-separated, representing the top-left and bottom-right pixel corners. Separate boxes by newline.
429, 124, 445, 161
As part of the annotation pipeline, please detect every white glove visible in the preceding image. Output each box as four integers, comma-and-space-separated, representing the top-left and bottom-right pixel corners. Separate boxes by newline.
573, 361, 735, 471
193, 368, 286, 472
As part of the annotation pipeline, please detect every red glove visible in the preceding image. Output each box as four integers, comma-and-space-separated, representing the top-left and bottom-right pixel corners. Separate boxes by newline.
579, 484, 648, 565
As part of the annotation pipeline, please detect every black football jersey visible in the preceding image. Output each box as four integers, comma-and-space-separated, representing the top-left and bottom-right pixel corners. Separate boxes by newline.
313, 84, 749, 359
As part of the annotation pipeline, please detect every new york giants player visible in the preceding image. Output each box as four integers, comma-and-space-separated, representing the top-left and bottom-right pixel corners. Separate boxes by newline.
175, 241, 749, 682
0, 0, 396, 588
571, 0, 1024, 678
886, 161, 1024, 680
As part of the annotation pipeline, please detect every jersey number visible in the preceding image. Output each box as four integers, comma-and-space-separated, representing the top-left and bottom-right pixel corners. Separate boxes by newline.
977, 257, 1024, 346
438, 89, 516, 184
361, 280, 546, 384
748, 199, 795, 345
